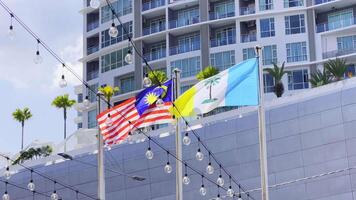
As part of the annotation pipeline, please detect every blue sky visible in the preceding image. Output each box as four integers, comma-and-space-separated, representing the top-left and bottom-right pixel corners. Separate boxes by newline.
0, 0, 83, 154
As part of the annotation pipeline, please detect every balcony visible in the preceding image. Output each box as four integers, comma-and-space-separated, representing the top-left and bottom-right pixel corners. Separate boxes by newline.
322, 47, 356, 59
142, 0, 165, 11
87, 45, 99, 55
170, 41, 200, 55
241, 33, 257, 43
240, 7, 255, 16
314, 0, 334, 5
87, 70, 99, 81
87, 20, 99, 32
284, 0, 303, 8
169, 17, 199, 29
209, 11, 235, 20
143, 22, 166, 36
316, 16, 356, 33
210, 36, 236, 47
86, 60, 99, 81
143, 49, 166, 62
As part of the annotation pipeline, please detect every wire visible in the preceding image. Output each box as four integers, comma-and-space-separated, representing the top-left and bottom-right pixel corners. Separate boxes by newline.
0, 179, 51, 198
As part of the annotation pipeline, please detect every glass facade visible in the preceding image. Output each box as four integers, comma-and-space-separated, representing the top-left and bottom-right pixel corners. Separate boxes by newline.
101, 47, 131, 73
88, 109, 97, 129
171, 7, 199, 28
101, 21, 132, 48
259, 0, 273, 11
114, 75, 135, 95
171, 33, 200, 55
260, 18, 275, 38
284, 0, 304, 8
337, 35, 356, 51
327, 9, 354, 31
286, 42, 307, 63
243, 48, 256, 60
211, 0, 235, 20
285, 14, 305, 35
263, 73, 275, 93
87, 83, 98, 103
101, 0, 132, 24
262, 45, 277, 65
210, 50, 235, 71
170, 57, 201, 78
288, 69, 309, 90
211, 26, 236, 47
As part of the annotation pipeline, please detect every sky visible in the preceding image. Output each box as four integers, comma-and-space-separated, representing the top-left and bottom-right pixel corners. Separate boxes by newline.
0, 0, 83, 154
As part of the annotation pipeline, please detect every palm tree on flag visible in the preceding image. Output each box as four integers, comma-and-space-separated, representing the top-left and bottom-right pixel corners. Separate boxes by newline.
98, 85, 119, 109
51, 94, 76, 140
197, 66, 220, 103
12, 107, 33, 150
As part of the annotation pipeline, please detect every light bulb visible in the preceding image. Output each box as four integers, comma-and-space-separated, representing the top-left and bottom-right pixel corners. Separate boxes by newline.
124, 50, 133, 64
27, 180, 35, 191
7, 26, 15, 40
182, 174, 190, 185
238, 195, 242, 200
109, 23, 118, 38
59, 75, 67, 88
4, 168, 11, 180
2, 192, 9, 200
199, 185, 207, 196
182, 133, 191, 146
145, 148, 154, 160
89, 0, 100, 9
217, 175, 224, 187
216, 194, 222, 200
83, 96, 90, 108
164, 162, 172, 174
34, 51, 43, 64
238, 113, 243, 118
206, 163, 214, 175
106, 114, 113, 126
143, 76, 152, 88
196, 149, 204, 161
155, 98, 164, 107
50, 191, 58, 200
227, 187, 234, 197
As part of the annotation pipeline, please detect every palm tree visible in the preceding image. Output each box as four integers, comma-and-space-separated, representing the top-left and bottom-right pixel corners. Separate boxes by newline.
310, 69, 332, 87
148, 70, 168, 86
98, 85, 119, 109
324, 58, 347, 81
264, 62, 287, 98
196, 66, 219, 81
12, 145, 53, 165
51, 94, 76, 140
12, 107, 33, 150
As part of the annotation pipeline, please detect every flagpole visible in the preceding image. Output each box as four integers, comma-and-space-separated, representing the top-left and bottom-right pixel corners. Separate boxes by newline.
255, 46, 270, 200
173, 68, 183, 200
97, 91, 106, 200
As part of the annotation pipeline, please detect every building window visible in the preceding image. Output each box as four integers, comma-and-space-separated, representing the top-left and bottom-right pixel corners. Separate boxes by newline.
114, 75, 135, 95
285, 14, 305, 35
87, 83, 98, 103
259, 0, 273, 11
101, 0, 132, 24
260, 18, 275, 38
327, 9, 354, 31
284, 0, 303, 8
176, 7, 199, 27
211, 26, 236, 47
213, 0, 235, 19
286, 42, 307, 62
288, 69, 309, 90
262, 45, 277, 65
337, 35, 356, 51
77, 94, 83, 103
101, 47, 131, 73
210, 50, 235, 71
243, 48, 256, 60
263, 73, 274, 93
170, 57, 201, 78
88, 109, 97, 129
101, 21, 132, 48
77, 123, 83, 129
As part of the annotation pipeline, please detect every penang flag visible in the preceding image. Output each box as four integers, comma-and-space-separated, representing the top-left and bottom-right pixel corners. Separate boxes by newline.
171, 58, 259, 117
97, 80, 173, 146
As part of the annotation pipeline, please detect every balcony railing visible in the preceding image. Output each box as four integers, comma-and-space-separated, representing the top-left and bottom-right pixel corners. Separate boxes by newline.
169, 17, 199, 29
87, 20, 99, 32
316, 16, 356, 33
142, 0, 165, 11
323, 47, 356, 59
87, 45, 99, 55
209, 11, 235, 20
170, 41, 200, 55
87, 70, 99, 81
240, 7, 255, 16
210, 36, 236, 47
143, 22, 166, 36
143, 49, 166, 62
241, 33, 257, 43
314, 0, 335, 5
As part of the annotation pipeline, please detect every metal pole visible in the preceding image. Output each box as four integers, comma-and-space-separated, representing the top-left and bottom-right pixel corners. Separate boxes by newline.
97, 91, 106, 200
255, 46, 270, 200
173, 68, 183, 200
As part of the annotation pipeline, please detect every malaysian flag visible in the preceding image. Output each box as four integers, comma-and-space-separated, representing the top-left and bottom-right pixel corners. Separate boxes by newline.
97, 80, 173, 146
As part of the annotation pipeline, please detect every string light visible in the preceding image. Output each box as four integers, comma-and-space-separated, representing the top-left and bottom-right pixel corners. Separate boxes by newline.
50, 182, 58, 200
217, 165, 225, 187
199, 175, 207, 196
108, 22, 118, 38
33, 39, 43, 64
182, 164, 190, 185
124, 47, 133, 64
196, 148, 204, 161
143, 73, 152, 88
105, 114, 113, 126
206, 152, 214, 175
27, 170, 35, 192
4, 166, 11, 180
59, 64, 67, 88
182, 132, 191, 146
226, 176, 234, 197
7, 13, 15, 40
164, 151, 172, 174
238, 186, 242, 200
145, 137, 154, 160
155, 98, 164, 107
2, 182, 9, 200
216, 186, 222, 200
89, 0, 100, 9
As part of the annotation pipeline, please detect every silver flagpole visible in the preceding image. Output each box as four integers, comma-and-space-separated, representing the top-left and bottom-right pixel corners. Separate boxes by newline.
173, 68, 183, 200
255, 46, 270, 200
97, 91, 106, 200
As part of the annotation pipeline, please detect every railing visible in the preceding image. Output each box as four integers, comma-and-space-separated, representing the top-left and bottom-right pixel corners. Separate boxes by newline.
209, 11, 235, 20
322, 47, 356, 59
314, 0, 335, 5
240, 7, 255, 16
210, 36, 236, 47
241, 33, 257, 43
143, 22, 166, 36
316, 16, 356, 33
87, 45, 99, 55
169, 41, 200, 55
87, 20, 99, 32
143, 49, 166, 62
284, 0, 304, 8
87, 70, 99, 81
169, 17, 199, 29
142, 0, 165, 11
